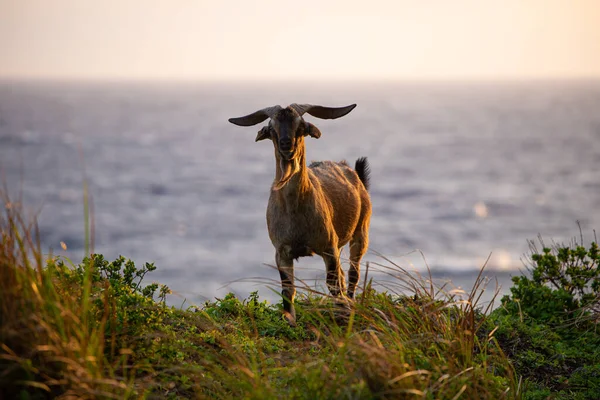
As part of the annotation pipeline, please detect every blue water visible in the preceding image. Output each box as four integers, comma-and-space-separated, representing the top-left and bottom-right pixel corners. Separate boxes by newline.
1, 80, 599, 305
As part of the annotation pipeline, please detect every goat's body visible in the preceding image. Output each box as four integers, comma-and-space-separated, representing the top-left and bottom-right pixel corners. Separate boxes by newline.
267, 161, 365, 253
267, 152, 371, 310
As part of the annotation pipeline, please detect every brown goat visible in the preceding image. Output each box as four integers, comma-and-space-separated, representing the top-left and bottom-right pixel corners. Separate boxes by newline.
228, 104, 371, 325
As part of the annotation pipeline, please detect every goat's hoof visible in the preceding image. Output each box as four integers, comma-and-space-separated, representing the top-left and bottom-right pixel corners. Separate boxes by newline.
332, 295, 351, 307
283, 310, 297, 327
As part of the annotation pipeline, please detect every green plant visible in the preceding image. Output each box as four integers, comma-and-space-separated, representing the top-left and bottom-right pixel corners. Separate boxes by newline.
492, 233, 600, 399
58, 253, 170, 302
502, 236, 600, 324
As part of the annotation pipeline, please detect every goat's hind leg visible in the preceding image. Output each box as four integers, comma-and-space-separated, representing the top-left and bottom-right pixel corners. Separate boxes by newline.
323, 247, 352, 325
276, 249, 296, 326
348, 227, 369, 299
322, 247, 346, 297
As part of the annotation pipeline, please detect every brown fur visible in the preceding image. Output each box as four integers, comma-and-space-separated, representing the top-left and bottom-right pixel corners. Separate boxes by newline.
230, 105, 371, 325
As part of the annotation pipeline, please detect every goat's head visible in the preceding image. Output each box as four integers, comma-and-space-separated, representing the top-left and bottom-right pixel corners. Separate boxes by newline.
228, 104, 356, 188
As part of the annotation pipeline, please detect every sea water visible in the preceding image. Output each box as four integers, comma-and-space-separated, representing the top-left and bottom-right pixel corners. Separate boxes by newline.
1, 80, 599, 306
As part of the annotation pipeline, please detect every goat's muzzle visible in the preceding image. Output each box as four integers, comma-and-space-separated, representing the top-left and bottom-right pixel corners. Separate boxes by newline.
278, 137, 294, 159
279, 137, 292, 149
279, 149, 295, 161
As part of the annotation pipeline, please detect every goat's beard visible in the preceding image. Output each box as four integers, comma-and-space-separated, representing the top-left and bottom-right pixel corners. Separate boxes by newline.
274, 157, 297, 190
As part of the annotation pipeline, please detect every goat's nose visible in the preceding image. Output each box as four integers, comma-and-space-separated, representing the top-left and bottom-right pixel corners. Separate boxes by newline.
279, 138, 292, 151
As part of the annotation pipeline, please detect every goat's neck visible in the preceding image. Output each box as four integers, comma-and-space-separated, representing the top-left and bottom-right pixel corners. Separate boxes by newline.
273, 145, 312, 203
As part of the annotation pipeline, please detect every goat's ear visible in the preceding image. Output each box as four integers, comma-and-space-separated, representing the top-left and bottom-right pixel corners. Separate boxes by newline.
255, 126, 271, 142
304, 122, 322, 139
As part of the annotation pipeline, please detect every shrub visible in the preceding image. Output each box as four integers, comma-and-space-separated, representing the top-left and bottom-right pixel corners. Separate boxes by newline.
502, 237, 599, 324
491, 234, 600, 399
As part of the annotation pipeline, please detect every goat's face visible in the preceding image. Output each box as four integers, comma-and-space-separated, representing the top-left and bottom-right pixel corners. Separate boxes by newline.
254, 107, 322, 189
256, 107, 321, 162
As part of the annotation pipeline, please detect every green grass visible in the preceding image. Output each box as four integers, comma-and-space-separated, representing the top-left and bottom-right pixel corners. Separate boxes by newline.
1, 190, 598, 399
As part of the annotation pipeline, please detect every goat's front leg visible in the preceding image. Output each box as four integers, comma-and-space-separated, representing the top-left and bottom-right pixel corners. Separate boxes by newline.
322, 248, 346, 297
276, 249, 296, 326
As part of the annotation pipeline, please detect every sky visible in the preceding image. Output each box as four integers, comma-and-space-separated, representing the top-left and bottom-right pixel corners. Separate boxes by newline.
1, 0, 599, 81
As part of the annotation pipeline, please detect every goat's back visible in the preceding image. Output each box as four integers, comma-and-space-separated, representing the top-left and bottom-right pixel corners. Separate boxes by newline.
308, 161, 371, 247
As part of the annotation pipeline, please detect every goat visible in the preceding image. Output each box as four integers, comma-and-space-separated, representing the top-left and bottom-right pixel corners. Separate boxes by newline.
228, 104, 371, 325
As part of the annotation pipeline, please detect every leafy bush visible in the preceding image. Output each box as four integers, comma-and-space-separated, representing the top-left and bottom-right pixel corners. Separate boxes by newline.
55, 254, 172, 338
502, 238, 600, 324
491, 234, 600, 399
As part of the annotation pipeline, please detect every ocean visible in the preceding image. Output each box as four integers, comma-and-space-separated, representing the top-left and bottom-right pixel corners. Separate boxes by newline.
1, 79, 599, 306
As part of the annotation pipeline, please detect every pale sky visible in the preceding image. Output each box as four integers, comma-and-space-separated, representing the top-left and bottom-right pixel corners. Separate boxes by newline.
1, 0, 599, 81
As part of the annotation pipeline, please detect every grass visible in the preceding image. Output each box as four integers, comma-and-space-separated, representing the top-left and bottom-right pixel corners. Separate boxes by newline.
1, 189, 598, 399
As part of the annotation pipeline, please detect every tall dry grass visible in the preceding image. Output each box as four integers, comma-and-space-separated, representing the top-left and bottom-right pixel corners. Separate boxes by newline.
0, 189, 133, 399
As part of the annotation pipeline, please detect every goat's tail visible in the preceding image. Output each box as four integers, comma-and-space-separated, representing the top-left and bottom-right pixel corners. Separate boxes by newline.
355, 157, 371, 191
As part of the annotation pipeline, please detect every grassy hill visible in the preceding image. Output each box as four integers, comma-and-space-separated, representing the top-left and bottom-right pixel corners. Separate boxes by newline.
1, 193, 598, 399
